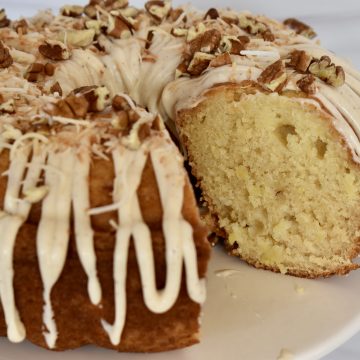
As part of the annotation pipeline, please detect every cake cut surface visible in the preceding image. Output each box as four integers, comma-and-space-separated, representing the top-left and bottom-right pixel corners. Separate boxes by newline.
177, 85, 360, 277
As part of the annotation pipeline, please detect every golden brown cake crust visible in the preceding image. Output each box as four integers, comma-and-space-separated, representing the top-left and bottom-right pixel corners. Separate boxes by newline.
0, 151, 211, 352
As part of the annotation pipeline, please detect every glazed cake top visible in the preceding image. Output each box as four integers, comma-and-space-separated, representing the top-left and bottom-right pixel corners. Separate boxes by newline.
1, 0, 360, 159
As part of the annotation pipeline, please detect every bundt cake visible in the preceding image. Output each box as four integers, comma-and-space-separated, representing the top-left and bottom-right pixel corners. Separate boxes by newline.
1, 0, 360, 353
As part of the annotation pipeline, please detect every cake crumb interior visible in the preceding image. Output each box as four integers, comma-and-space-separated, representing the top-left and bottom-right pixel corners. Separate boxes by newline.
179, 88, 360, 276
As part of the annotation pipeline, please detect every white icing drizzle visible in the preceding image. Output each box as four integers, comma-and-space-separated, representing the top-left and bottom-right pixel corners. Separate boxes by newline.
72, 143, 102, 306
162, 64, 261, 119
0, 140, 46, 343
102, 136, 205, 346
0, 125, 206, 348
36, 148, 75, 348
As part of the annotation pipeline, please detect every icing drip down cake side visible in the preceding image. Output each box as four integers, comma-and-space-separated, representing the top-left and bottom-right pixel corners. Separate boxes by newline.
0, 88, 210, 351
1, 0, 360, 352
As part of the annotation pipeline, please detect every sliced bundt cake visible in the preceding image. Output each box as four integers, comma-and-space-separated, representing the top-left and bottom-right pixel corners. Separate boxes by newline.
164, 13, 360, 277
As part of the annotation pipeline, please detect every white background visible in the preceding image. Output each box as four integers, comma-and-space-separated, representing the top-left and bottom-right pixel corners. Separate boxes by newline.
3, 1, 360, 359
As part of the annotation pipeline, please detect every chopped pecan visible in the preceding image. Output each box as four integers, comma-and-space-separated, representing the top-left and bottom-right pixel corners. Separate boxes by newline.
187, 52, 214, 76
210, 52, 232, 68
25, 62, 44, 82
221, 36, 245, 55
187, 23, 206, 42
44, 62, 55, 76
283, 18, 316, 39
287, 50, 312, 73
0, 41, 13, 69
112, 110, 129, 129
85, 19, 104, 35
145, 0, 171, 22
262, 29, 275, 42
238, 35, 250, 45
13, 19, 28, 35
145, 30, 154, 50
0, 9, 10, 28
189, 29, 221, 54
138, 123, 151, 142
72, 85, 110, 112
116, 7, 140, 29
88, 0, 101, 5
168, 8, 185, 22
0, 99, 15, 114
171, 27, 188, 37
50, 82, 63, 96
308, 56, 345, 87
106, 15, 131, 39
258, 60, 287, 92
128, 108, 140, 123
111, 0, 129, 9
58, 29, 96, 47
220, 35, 248, 55
297, 74, 316, 94
84, 5, 97, 19
238, 15, 267, 35
50, 95, 89, 119
39, 40, 71, 61
112, 94, 131, 111
61, 5, 84, 17
204, 8, 219, 20
221, 15, 239, 25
